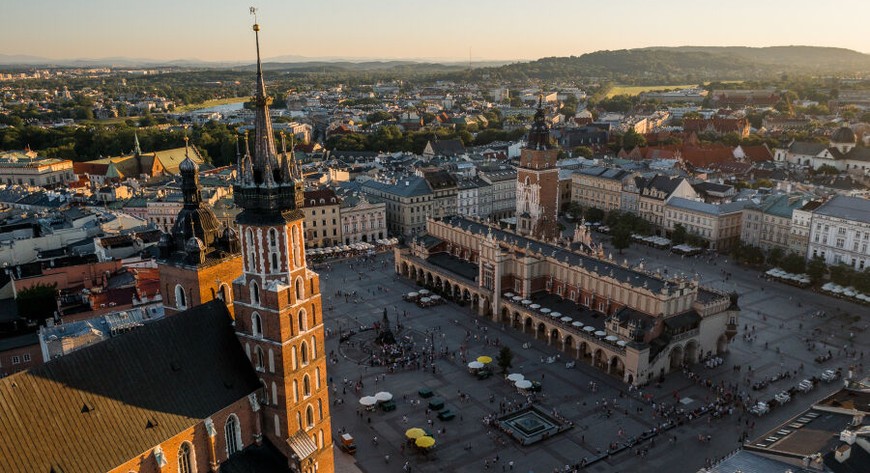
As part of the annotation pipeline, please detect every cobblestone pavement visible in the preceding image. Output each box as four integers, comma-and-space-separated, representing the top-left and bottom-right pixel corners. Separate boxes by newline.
314, 246, 868, 473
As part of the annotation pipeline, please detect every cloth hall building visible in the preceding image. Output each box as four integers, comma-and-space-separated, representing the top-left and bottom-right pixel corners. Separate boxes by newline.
395, 216, 739, 386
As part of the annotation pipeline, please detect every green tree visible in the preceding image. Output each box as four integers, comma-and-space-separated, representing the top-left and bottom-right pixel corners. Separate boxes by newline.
779, 253, 806, 274
584, 207, 604, 223
671, 224, 688, 245
611, 225, 632, 254
572, 146, 593, 158
16, 283, 58, 322
496, 346, 514, 374
806, 256, 827, 282
565, 202, 584, 221
620, 129, 647, 149
766, 247, 785, 267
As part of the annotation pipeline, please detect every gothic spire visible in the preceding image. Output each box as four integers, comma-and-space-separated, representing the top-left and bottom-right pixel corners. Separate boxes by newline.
133, 131, 142, 155
250, 20, 279, 181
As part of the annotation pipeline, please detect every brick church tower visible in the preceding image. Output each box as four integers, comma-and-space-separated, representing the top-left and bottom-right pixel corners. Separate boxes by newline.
157, 138, 243, 316
230, 20, 335, 473
516, 98, 560, 240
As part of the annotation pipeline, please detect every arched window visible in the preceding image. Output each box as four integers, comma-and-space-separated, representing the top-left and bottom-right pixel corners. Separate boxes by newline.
254, 346, 264, 371
300, 341, 309, 365
251, 313, 262, 337
291, 346, 298, 369
178, 442, 194, 473
298, 309, 307, 332
260, 379, 269, 405
311, 336, 317, 359
250, 281, 260, 305
311, 303, 317, 326
315, 367, 321, 389
318, 399, 323, 420
225, 414, 241, 456
303, 374, 311, 397
271, 382, 278, 406
295, 277, 304, 301
274, 414, 280, 437
246, 228, 255, 270
318, 429, 324, 448
306, 405, 315, 429
217, 284, 229, 302
269, 228, 277, 247
268, 349, 275, 373
175, 284, 187, 310
271, 252, 279, 272
296, 412, 302, 431
291, 225, 302, 267
293, 379, 299, 402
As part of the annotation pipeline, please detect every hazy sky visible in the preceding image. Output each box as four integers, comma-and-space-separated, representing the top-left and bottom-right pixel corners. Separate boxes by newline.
2, 0, 869, 62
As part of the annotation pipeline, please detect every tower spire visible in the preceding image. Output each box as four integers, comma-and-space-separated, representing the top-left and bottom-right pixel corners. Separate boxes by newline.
133, 131, 142, 155
248, 10, 279, 184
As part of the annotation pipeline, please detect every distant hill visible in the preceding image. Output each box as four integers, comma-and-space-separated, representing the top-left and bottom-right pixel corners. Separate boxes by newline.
465, 46, 870, 83
640, 46, 870, 71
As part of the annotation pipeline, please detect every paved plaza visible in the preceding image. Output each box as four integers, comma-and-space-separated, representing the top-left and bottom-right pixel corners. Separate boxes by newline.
315, 242, 868, 473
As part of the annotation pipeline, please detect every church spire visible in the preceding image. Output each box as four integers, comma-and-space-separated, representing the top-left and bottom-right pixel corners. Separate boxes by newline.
133, 131, 142, 155
250, 17, 279, 182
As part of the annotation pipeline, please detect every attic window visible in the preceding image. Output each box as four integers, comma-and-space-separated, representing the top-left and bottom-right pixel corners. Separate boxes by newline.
146, 418, 159, 429
81, 402, 95, 413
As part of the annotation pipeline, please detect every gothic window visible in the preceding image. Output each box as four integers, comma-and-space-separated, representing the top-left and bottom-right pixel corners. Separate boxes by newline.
318, 429, 324, 448
311, 303, 317, 325
303, 374, 311, 397
268, 348, 275, 373
251, 312, 263, 337
260, 379, 269, 405
178, 442, 194, 473
175, 285, 187, 310
271, 382, 277, 405
250, 281, 260, 305
311, 336, 317, 359
225, 414, 241, 456
246, 229, 255, 270
293, 379, 299, 402
296, 277, 304, 301
269, 228, 277, 247
271, 252, 279, 272
274, 414, 281, 437
318, 399, 324, 420
291, 346, 298, 369
298, 309, 307, 332
291, 225, 302, 267
254, 346, 264, 371
306, 405, 315, 429
296, 412, 302, 431
315, 367, 321, 389
300, 341, 309, 365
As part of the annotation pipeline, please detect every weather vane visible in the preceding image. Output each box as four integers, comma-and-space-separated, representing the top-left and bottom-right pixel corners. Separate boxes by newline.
250, 6, 258, 23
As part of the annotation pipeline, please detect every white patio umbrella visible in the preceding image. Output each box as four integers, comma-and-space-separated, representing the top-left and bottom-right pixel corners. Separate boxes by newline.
507, 373, 524, 382
468, 361, 484, 369
375, 391, 393, 402
359, 396, 378, 406
515, 380, 533, 390
605, 335, 619, 342
594, 331, 606, 337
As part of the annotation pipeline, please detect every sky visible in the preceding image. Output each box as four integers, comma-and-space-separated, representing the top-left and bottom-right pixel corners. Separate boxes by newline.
2, 0, 869, 62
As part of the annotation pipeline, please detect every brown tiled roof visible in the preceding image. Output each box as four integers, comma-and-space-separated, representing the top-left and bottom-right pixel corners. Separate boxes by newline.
303, 188, 340, 207
0, 300, 259, 473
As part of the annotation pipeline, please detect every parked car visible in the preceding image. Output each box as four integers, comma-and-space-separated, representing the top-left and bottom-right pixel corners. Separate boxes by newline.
797, 379, 814, 392
750, 402, 769, 416
774, 391, 791, 404
821, 369, 840, 382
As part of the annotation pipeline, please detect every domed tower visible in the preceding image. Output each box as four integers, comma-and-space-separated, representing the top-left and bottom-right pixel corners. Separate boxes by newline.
831, 126, 856, 154
230, 19, 334, 473
157, 138, 243, 316
516, 96, 560, 240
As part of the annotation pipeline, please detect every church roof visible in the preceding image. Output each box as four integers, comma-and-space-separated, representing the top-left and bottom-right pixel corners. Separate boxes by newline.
0, 300, 260, 473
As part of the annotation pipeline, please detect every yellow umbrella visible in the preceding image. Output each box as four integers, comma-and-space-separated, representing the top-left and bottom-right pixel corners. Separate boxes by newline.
405, 427, 426, 439
477, 355, 493, 364
415, 436, 436, 448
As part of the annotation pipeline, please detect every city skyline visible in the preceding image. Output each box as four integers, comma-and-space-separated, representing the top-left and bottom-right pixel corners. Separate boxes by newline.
1, 0, 869, 63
